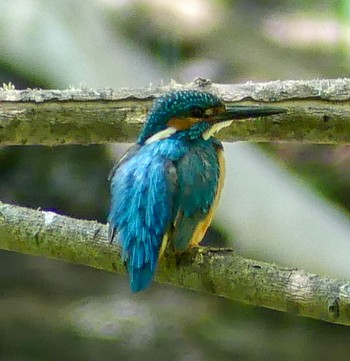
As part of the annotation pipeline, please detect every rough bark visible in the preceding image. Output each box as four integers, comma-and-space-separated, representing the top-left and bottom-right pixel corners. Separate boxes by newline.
2, 78, 350, 145
1, 200, 350, 326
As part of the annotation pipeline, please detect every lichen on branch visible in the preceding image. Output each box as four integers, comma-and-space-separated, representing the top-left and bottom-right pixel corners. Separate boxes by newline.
2, 79, 350, 145
1, 200, 350, 326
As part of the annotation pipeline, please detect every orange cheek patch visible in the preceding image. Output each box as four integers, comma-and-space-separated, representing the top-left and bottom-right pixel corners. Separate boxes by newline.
167, 117, 198, 130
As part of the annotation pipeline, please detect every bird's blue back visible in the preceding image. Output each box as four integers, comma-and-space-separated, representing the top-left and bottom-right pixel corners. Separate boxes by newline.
108, 137, 221, 292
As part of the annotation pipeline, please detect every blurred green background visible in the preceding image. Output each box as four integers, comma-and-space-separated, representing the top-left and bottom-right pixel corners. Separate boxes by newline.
2, 0, 350, 360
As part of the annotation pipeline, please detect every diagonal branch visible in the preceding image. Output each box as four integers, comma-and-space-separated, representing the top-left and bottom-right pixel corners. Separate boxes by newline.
2, 78, 350, 145
1, 200, 350, 326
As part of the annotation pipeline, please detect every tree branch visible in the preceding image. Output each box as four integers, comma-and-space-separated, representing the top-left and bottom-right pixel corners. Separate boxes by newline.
2, 79, 350, 325
2, 78, 350, 145
1, 200, 350, 325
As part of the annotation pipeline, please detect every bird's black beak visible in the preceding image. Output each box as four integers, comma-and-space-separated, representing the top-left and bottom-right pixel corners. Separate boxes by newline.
202, 104, 287, 140
216, 105, 287, 122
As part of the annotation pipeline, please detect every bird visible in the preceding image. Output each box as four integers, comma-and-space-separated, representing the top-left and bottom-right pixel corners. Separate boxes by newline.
108, 90, 286, 292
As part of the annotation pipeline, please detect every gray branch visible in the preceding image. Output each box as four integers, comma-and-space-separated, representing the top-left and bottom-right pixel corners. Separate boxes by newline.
1, 200, 350, 326
2, 78, 350, 145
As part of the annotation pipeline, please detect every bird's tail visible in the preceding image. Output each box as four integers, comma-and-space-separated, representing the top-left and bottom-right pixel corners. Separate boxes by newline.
127, 247, 159, 293
128, 263, 156, 293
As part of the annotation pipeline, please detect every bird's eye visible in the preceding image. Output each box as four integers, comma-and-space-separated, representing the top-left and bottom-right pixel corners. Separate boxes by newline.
191, 107, 204, 118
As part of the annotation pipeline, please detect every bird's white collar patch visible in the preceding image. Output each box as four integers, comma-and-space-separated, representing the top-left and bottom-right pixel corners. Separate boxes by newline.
145, 127, 177, 144
202, 120, 233, 140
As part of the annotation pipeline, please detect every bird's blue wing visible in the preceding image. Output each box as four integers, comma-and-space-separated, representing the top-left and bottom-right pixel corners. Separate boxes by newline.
170, 141, 223, 251
108, 146, 177, 292
107, 144, 141, 243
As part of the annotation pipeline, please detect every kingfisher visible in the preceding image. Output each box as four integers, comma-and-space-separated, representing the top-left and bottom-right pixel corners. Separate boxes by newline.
108, 90, 285, 292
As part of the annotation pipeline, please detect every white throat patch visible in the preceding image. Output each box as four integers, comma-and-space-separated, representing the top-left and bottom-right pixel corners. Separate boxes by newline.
202, 120, 233, 140
145, 127, 177, 144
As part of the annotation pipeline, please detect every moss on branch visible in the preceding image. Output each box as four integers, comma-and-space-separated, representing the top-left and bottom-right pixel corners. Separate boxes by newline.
2, 79, 350, 145
1, 201, 350, 326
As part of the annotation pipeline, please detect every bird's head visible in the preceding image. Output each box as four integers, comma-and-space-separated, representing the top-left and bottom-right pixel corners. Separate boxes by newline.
138, 90, 285, 144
